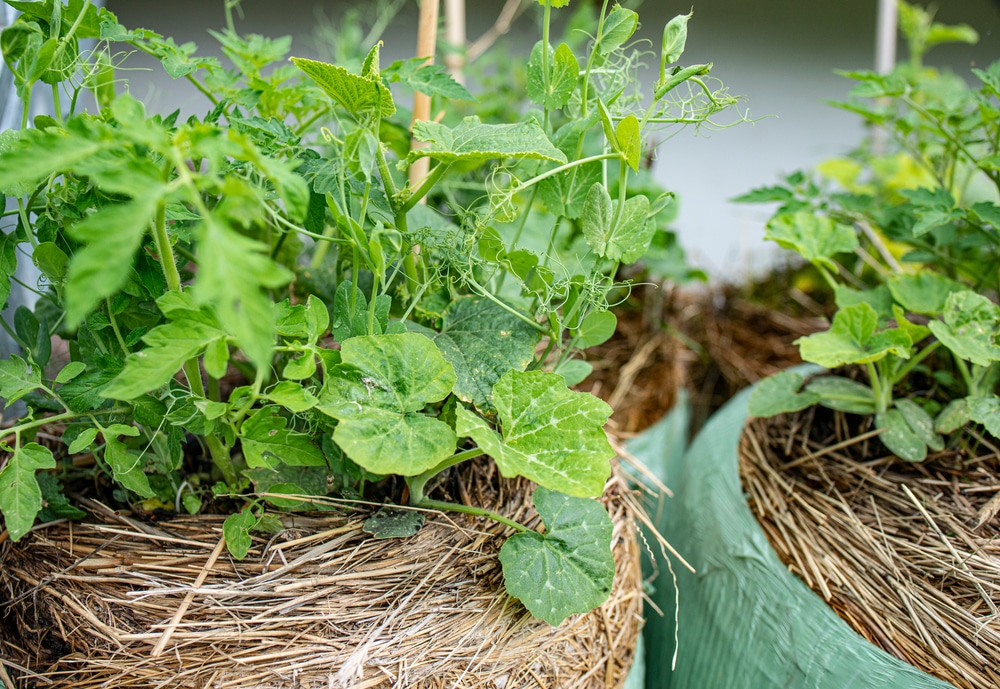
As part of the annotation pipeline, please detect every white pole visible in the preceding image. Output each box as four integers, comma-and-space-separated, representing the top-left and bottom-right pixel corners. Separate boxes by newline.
872, 0, 898, 154
444, 0, 466, 85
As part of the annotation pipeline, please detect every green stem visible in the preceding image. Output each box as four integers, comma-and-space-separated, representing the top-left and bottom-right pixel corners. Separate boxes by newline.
541, 0, 552, 129
415, 497, 529, 533
0, 408, 125, 444
105, 298, 129, 356
406, 447, 483, 505
152, 199, 182, 293
375, 142, 401, 217
892, 341, 941, 386
954, 356, 975, 397
867, 361, 890, 414
400, 162, 453, 214
466, 276, 549, 334
579, 0, 611, 116
206, 434, 237, 487
51, 83, 63, 123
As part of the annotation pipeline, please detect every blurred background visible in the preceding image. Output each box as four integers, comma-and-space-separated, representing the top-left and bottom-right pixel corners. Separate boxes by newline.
85, 0, 1000, 277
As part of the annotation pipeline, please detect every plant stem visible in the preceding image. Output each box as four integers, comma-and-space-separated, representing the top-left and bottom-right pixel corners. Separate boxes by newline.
406, 447, 483, 505
152, 199, 182, 293
0, 408, 125, 445
416, 497, 529, 532
400, 162, 453, 214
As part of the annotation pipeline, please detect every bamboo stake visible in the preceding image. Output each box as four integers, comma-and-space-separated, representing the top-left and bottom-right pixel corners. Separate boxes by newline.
409, 0, 441, 194
444, 0, 466, 84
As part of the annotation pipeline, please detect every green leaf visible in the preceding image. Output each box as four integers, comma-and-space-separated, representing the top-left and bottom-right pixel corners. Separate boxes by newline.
0, 355, 43, 407
283, 352, 317, 380
240, 406, 326, 469
935, 398, 970, 434
527, 41, 578, 110
65, 195, 161, 327
660, 12, 693, 66
104, 436, 155, 497
764, 211, 858, 271
331, 281, 390, 342
0, 443, 56, 541
805, 376, 877, 414
55, 361, 87, 384
895, 398, 943, 452
36, 472, 86, 521
876, 409, 927, 462
0, 127, 105, 193
556, 359, 593, 387
747, 371, 821, 417
363, 506, 425, 539
102, 319, 226, 400
499, 487, 614, 626
409, 116, 567, 165
0, 230, 19, 311
455, 371, 613, 498
891, 305, 931, 346
317, 333, 457, 476
927, 291, 1000, 367
32, 241, 68, 282
223, 510, 256, 560
408, 296, 538, 410
194, 216, 293, 369
67, 427, 98, 454
834, 284, 894, 322
596, 6, 638, 56
582, 183, 653, 263
265, 380, 318, 413
291, 55, 395, 117
968, 396, 1000, 438
576, 311, 616, 348
407, 63, 476, 101
796, 303, 912, 368
616, 115, 641, 172
202, 337, 229, 379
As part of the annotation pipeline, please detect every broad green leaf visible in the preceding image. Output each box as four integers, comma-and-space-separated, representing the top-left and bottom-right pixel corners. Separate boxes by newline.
32, 241, 68, 282
0, 127, 105, 193
408, 64, 475, 101
886, 272, 963, 315
499, 487, 614, 626
935, 398, 970, 434
102, 319, 226, 400
660, 12, 693, 66
526, 41, 578, 110
970, 201, 1000, 229
408, 296, 538, 410
968, 396, 1000, 438
14, 306, 49, 368
927, 291, 1000, 366
454, 370, 613, 497
240, 407, 326, 469
409, 116, 567, 164
0, 355, 43, 407
203, 337, 229, 379
616, 115, 641, 172
223, 510, 256, 560
747, 371, 821, 417
283, 352, 317, 380
65, 195, 161, 327
876, 409, 927, 462
925, 21, 979, 49
895, 399, 943, 452
596, 6, 638, 56
576, 310, 616, 348
317, 333, 457, 476
55, 361, 86, 385
194, 216, 293, 369
834, 284, 893, 322
244, 464, 330, 507
0, 443, 55, 541
36, 472, 86, 521
265, 380, 318, 413
291, 55, 395, 117
582, 183, 613, 256
0, 231, 18, 311
104, 436, 155, 497
582, 184, 653, 263
806, 376, 876, 414
892, 305, 931, 345
67, 427, 99, 454
363, 506, 425, 539
796, 303, 912, 368
332, 281, 390, 342
556, 359, 593, 386
764, 211, 858, 271
537, 157, 601, 220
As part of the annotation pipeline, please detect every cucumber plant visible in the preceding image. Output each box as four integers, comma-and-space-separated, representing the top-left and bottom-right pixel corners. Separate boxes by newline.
0, 0, 742, 625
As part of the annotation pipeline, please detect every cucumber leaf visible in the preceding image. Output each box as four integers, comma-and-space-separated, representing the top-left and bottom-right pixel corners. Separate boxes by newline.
927, 290, 1000, 367
408, 116, 567, 164
796, 303, 912, 368
747, 370, 821, 417
764, 211, 858, 271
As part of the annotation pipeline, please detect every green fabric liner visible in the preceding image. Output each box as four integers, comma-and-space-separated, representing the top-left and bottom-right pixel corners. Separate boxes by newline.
631, 379, 956, 689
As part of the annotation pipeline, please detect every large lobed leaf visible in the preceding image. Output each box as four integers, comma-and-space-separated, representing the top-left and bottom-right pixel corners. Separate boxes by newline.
796, 303, 912, 368
408, 116, 567, 165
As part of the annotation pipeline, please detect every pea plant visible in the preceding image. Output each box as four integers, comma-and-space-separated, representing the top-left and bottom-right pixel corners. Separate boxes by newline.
743, 1, 1000, 462
0, 0, 741, 625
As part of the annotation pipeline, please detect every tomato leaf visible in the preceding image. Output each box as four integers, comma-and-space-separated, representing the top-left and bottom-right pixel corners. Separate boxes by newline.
0, 443, 56, 541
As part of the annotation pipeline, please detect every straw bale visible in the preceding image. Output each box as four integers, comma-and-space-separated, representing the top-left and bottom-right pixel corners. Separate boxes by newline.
0, 461, 643, 689
741, 410, 1000, 689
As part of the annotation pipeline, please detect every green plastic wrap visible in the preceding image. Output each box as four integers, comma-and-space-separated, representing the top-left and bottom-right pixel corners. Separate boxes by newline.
635, 383, 956, 689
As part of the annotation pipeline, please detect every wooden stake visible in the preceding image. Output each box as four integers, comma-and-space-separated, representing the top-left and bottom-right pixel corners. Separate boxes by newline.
409, 0, 441, 194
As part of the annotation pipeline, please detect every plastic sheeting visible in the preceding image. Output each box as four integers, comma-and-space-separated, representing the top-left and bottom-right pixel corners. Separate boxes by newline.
635, 382, 955, 689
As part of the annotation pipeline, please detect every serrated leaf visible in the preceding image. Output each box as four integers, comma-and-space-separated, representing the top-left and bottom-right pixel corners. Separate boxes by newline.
363, 507, 425, 539
748, 371, 821, 417
102, 319, 226, 400
596, 6, 638, 56
935, 398, 970, 434
194, 215, 293, 369
317, 333, 457, 476
0, 356, 43, 408
0, 443, 56, 541
895, 399, 943, 452
65, 195, 161, 327
576, 311, 616, 348
291, 55, 395, 117
224, 510, 256, 560
499, 487, 614, 626
455, 371, 612, 498
104, 436, 155, 497
765, 211, 858, 271
968, 396, 1000, 438
730, 185, 795, 204
265, 380, 318, 413
0, 126, 105, 193
409, 116, 567, 164
806, 375, 876, 414
927, 291, 1000, 366
527, 41, 578, 110
36, 472, 86, 521
240, 407, 325, 469
876, 409, 927, 462
796, 303, 912, 368
615, 115, 641, 172
409, 64, 475, 101
408, 296, 537, 410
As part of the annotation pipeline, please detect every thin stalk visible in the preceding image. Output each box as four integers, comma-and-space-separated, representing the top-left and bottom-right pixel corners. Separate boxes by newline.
892, 341, 941, 385
540, 0, 552, 129
466, 276, 549, 334
400, 162, 453, 213
105, 298, 129, 356
867, 361, 890, 414
406, 447, 483, 504
50, 84, 63, 123
152, 199, 182, 293
954, 356, 975, 397
0, 408, 125, 444
416, 497, 529, 532
579, 0, 611, 116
